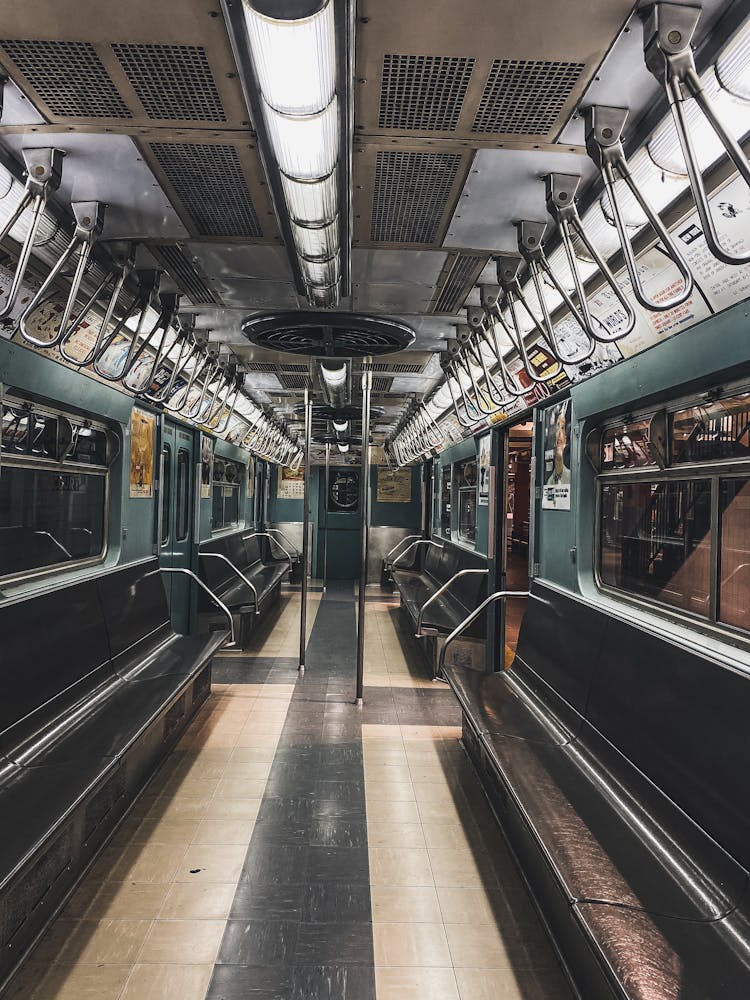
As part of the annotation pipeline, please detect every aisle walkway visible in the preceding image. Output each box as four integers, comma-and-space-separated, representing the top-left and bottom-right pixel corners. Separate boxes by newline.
5, 586, 571, 1000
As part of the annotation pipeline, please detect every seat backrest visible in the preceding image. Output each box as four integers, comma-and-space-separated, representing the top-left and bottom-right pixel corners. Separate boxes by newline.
241, 533, 263, 569
0, 579, 111, 755
198, 535, 238, 593
96, 559, 171, 658
423, 542, 444, 579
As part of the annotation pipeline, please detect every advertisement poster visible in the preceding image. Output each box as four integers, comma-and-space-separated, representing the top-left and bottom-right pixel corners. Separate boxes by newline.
541, 399, 571, 511
200, 434, 214, 499
478, 433, 490, 506
129, 408, 155, 498
247, 456, 255, 499
376, 466, 412, 503
277, 465, 305, 499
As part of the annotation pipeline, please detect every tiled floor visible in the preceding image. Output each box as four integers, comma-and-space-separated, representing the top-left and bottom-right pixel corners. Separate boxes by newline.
5, 584, 571, 1000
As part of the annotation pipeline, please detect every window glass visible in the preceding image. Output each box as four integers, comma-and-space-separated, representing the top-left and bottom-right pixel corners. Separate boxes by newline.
600, 479, 712, 617
719, 478, 750, 629
456, 459, 477, 547
176, 449, 190, 541
0, 466, 106, 578
160, 445, 171, 545
601, 419, 654, 471
439, 467, 451, 539
672, 393, 750, 464
211, 459, 242, 531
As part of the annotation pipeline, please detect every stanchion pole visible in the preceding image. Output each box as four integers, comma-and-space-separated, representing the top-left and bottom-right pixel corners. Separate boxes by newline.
323, 441, 330, 594
299, 389, 312, 672
355, 367, 372, 704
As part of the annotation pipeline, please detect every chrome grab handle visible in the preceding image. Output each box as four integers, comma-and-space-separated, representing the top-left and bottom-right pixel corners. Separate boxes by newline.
496, 257, 565, 384
130, 293, 181, 394
416, 568, 489, 637
456, 327, 503, 415
465, 306, 512, 409
584, 105, 694, 311
545, 174, 636, 343
198, 551, 259, 616
213, 375, 244, 435
17, 201, 106, 348
265, 526, 300, 560
473, 293, 528, 400
437, 589, 530, 681
384, 534, 422, 568
159, 565, 235, 644
92, 269, 161, 382
0, 148, 64, 321
243, 531, 293, 575
392, 538, 444, 570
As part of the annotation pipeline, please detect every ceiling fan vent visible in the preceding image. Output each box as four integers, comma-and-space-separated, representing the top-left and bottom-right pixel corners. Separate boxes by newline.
432, 252, 488, 313
242, 313, 416, 358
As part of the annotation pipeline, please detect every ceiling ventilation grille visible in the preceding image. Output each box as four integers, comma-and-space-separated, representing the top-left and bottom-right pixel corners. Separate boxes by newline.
371, 376, 394, 393
280, 363, 310, 372
277, 372, 313, 390
432, 252, 488, 313
379, 54, 475, 131
150, 143, 263, 238
357, 361, 426, 374
371, 151, 461, 244
150, 244, 218, 304
244, 362, 278, 372
0, 39, 131, 118
112, 43, 225, 121
472, 59, 584, 134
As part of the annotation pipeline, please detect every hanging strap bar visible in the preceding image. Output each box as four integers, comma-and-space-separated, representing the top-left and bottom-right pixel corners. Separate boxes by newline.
128, 292, 180, 392
447, 338, 490, 419
0, 148, 64, 321
473, 292, 528, 400
496, 257, 564, 384
584, 105, 694, 310
465, 305, 515, 408
17, 201, 106, 347
205, 364, 237, 430
92, 269, 161, 381
456, 325, 503, 414
166, 333, 211, 413
545, 173, 637, 342
641, 2, 750, 265
441, 354, 479, 429
213, 373, 245, 435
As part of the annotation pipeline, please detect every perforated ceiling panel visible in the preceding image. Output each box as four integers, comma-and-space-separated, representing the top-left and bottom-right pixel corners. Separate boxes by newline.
472, 59, 584, 134
379, 54, 475, 131
150, 244, 218, 304
0, 39, 131, 118
432, 252, 488, 313
112, 43, 225, 121
150, 143, 263, 238
371, 151, 462, 244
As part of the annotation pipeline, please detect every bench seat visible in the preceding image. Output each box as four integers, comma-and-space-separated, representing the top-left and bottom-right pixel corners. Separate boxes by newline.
199, 532, 288, 617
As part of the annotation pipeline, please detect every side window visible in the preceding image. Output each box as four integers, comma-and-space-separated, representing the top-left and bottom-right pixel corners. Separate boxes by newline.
456, 459, 477, 548
176, 448, 190, 542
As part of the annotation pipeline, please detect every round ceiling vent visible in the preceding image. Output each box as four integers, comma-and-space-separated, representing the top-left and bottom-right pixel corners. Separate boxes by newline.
242, 312, 415, 358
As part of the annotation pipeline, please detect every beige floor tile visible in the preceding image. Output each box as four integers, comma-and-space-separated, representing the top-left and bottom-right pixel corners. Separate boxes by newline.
366, 799, 421, 824
369, 848, 434, 886
373, 922, 452, 967
417, 796, 475, 825
64, 882, 168, 920
177, 843, 248, 883
140, 798, 209, 823
445, 921, 556, 971
370, 885, 442, 923
375, 967, 460, 1000
366, 820, 425, 849
363, 762, 413, 781
192, 817, 256, 845
422, 821, 483, 852
92, 842, 188, 884
157, 777, 220, 802
34, 918, 151, 966
361, 748, 409, 766
160, 881, 237, 919
120, 963, 214, 1000
436, 886, 537, 927
4, 961, 131, 999
365, 780, 415, 802
230, 746, 277, 763
428, 848, 498, 889
138, 918, 225, 965
129, 815, 201, 845
454, 967, 572, 1000
215, 776, 269, 799
202, 797, 263, 821
233, 731, 281, 749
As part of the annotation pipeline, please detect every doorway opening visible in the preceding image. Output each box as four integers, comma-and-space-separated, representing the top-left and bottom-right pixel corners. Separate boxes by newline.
503, 419, 532, 667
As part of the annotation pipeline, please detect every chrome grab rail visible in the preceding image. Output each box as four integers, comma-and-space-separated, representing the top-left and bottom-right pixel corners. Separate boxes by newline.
437, 589, 530, 681
130, 293, 181, 394
92, 269, 161, 382
641, 2, 750, 266
392, 538, 444, 570
465, 305, 514, 409
198, 552, 259, 615
384, 534, 422, 569
265, 526, 300, 560
0, 148, 64, 321
243, 531, 293, 575
416, 568, 489, 637
17, 201, 106, 348
473, 294, 528, 400
159, 566, 236, 644
496, 257, 565, 384
584, 104, 694, 311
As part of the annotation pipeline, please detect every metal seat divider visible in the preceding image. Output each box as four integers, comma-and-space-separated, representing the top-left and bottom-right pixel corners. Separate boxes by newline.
391, 538, 444, 571
436, 589, 531, 682
198, 552, 260, 616
415, 568, 489, 638
242, 531, 294, 576
159, 565, 236, 643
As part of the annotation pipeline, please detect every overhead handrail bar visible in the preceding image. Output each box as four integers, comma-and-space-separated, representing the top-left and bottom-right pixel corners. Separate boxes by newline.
584, 104, 694, 310
92, 269, 161, 381
213, 374, 244, 435
145, 329, 197, 405
391, 538, 444, 570
17, 201, 106, 347
0, 148, 64, 321
416, 568, 489, 637
205, 367, 238, 430
243, 531, 293, 575
167, 348, 211, 414
185, 356, 220, 421
437, 589, 531, 680
516, 220, 597, 365
465, 305, 517, 408
495, 257, 566, 383
198, 552, 259, 616
545, 174, 636, 341
641, 2, 750, 266
160, 566, 236, 643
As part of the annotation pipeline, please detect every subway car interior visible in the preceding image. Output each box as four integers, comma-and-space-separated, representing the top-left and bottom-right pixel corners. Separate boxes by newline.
1, 0, 750, 997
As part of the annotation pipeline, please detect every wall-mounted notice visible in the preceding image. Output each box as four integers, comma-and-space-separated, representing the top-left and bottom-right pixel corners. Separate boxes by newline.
129, 408, 155, 498
377, 466, 412, 503
200, 434, 213, 499
247, 456, 255, 499
278, 465, 305, 500
478, 433, 490, 506
541, 399, 571, 511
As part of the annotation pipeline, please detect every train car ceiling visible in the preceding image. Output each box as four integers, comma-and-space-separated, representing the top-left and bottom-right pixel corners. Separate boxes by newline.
0, 0, 747, 462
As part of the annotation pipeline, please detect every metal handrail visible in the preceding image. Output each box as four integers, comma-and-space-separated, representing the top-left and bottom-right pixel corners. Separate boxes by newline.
496, 257, 565, 384
198, 552, 259, 615
242, 531, 293, 575
416, 568, 489, 637
159, 566, 235, 644
384, 534, 422, 568
265, 526, 300, 560
392, 538, 444, 570
437, 589, 530, 680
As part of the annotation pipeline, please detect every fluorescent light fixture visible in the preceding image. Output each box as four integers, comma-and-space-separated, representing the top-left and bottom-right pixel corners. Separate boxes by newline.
301, 254, 339, 288
337, 442, 349, 453
291, 217, 338, 261
263, 97, 339, 181
280, 169, 337, 226
332, 418, 348, 432
308, 284, 338, 308
321, 362, 347, 388
244, 1, 335, 116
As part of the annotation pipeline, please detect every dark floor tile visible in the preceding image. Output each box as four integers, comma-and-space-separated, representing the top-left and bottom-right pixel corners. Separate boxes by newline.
216, 919, 298, 967
230, 883, 304, 921
250, 815, 313, 845
312, 799, 364, 821
314, 761, 364, 782
256, 796, 315, 825
206, 964, 293, 1000
294, 923, 375, 965
301, 883, 372, 924
313, 780, 364, 805
240, 844, 308, 886
318, 745, 363, 765
309, 817, 367, 848
291, 964, 376, 1000
305, 847, 370, 884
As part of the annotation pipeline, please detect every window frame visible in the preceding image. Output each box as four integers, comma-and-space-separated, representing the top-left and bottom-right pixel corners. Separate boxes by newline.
211, 458, 243, 533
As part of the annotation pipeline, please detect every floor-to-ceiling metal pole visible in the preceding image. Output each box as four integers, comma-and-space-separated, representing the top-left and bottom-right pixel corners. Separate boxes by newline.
322, 441, 330, 594
355, 368, 372, 705
299, 389, 312, 673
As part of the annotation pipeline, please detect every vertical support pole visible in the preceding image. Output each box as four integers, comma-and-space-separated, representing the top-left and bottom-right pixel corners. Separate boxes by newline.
355, 367, 372, 705
299, 389, 312, 673
323, 441, 330, 594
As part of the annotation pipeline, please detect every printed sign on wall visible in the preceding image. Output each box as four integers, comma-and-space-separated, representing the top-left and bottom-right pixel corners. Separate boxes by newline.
129, 408, 156, 498
376, 466, 412, 503
541, 399, 571, 511
478, 433, 491, 506
277, 465, 305, 499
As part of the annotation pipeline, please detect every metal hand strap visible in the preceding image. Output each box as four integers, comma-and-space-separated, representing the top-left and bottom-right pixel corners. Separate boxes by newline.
159, 566, 236, 643
391, 538, 444, 570
167, 350, 211, 414
92, 269, 161, 381
416, 568, 489, 637
145, 331, 197, 405
545, 174, 636, 342
0, 148, 64, 321
129, 293, 181, 393
472, 294, 528, 400
198, 552, 259, 616
641, 2, 750, 266
496, 257, 565, 384
465, 306, 512, 409
213, 375, 244, 435
243, 532, 293, 575
456, 325, 505, 414
584, 105, 693, 310
517, 220, 597, 365
18, 201, 106, 347
185, 357, 220, 420
436, 589, 530, 680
